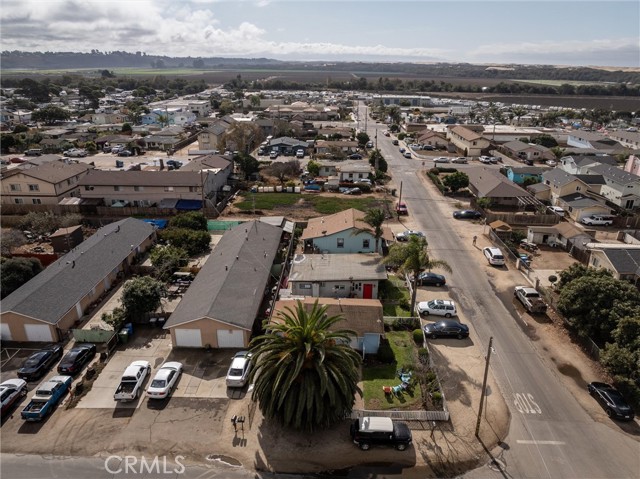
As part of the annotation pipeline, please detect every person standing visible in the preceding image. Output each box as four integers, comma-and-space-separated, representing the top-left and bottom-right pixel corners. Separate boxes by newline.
473, 235, 477, 246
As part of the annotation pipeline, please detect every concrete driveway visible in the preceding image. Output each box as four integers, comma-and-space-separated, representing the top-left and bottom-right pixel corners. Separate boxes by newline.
77, 327, 235, 409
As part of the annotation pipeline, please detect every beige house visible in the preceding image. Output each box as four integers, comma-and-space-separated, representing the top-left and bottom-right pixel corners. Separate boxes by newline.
541, 169, 590, 204
0, 219, 156, 342
446, 126, 490, 157
78, 170, 211, 207
589, 246, 640, 285
163, 220, 285, 348
416, 130, 448, 149
1, 161, 93, 205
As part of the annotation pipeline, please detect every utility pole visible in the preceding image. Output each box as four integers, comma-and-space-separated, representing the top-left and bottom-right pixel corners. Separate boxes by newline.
475, 336, 494, 438
398, 181, 403, 205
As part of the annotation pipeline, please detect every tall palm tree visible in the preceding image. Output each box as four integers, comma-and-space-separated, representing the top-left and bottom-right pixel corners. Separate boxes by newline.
384, 236, 452, 315
354, 208, 386, 253
249, 300, 362, 432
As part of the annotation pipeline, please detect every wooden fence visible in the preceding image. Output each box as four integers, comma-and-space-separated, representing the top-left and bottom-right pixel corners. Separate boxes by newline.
349, 409, 450, 422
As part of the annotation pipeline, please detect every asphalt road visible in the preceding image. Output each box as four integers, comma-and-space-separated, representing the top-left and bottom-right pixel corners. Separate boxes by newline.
359, 104, 640, 479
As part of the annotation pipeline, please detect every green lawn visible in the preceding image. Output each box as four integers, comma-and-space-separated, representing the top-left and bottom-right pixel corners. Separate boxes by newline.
234, 192, 387, 214
380, 277, 411, 317
362, 331, 422, 410
307, 196, 386, 215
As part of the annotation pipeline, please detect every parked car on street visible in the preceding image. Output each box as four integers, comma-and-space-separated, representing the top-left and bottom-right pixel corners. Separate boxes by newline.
423, 320, 469, 339
396, 230, 424, 242
147, 362, 183, 399
417, 299, 457, 317
417, 272, 446, 287
545, 160, 557, 167
588, 382, 635, 421
57, 343, 96, 375
1, 379, 28, 418
453, 210, 482, 220
114, 361, 151, 402
479, 156, 492, 164
343, 187, 362, 195
63, 148, 87, 158
581, 215, 614, 226
403, 151, 412, 158
17, 345, 64, 381
10, 157, 27, 163
21, 376, 72, 421
117, 150, 132, 157
226, 351, 253, 388
269, 150, 279, 159
451, 157, 468, 164
434, 157, 450, 163
350, 417, 412, 451
395, 202, 408, 215
348, 153, 363, 160
399, 147, 406, 153
483, 247, 506, 266
392, 139, 399, 145
547, 206, 566, 217
514, 286, 548, 313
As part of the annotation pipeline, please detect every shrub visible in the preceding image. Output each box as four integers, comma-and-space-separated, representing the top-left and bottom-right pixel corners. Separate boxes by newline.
159, 228, 211, 256
353, 182, 371, 193
613, 376, 640, 410
427, 172, 446, 193
413, 329, 424, 343
418, 347, 429, 364
429, 167, 440, 176
431, 391, 442, 403
168, 212, 207, 231
376, 338, 395, 363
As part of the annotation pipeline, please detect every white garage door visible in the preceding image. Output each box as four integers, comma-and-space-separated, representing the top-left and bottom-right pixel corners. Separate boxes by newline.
174, 329, 203, 348
0, 323, 12, 341
216, 330, 245, 348
24, 324, 54, 342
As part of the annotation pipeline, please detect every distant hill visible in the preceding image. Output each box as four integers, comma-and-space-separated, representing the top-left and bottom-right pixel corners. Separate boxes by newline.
2, 51, 639, 84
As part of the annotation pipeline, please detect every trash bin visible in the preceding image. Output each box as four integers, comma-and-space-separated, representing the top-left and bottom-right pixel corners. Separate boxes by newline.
125, 323, 133, 335
115, 160, 124, 168
118, 329, 129, 344
391, 189, 397, 196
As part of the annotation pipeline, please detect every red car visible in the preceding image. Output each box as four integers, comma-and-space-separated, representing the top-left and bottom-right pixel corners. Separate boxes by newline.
395, 202, 408, 215
10, 157, 27, 163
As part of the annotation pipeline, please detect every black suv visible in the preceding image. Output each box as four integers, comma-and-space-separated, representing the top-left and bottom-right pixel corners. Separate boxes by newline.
350, 417, 412, 451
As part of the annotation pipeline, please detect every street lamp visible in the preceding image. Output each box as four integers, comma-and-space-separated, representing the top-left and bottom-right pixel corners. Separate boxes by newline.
475, 336, 494, 438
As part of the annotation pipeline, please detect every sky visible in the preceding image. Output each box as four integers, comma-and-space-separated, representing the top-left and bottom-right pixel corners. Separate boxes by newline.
1, 0, 639, 67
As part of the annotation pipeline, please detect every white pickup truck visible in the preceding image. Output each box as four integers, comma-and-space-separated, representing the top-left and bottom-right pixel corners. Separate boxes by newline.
581, 215, 614, 226
514, 286, 548, 314
114, 361, 151, 402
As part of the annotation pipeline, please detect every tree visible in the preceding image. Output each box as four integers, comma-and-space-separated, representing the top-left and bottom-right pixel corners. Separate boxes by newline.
369, 150, 387, 173
192, 59, 205, 68
383, 236, 452, 315
234, 153, 260, 180
1, 230, 26, 256
120, 276, 166, 320
249, 300, 362, 431
1, 257, 43, 299
266, 160, 301, 184
32, 105, 70, 124
149, 245, 189, 281
59, 213, 83, 229
551, 146, 566, 160
169, 212, 208, 231
557, 274, 640, 343
356, 132, 370, 148
442, 171, 469, 192
557, 263, 611, 290
13, 124, 29, 134
218, 99, 235, 116
531, 134, 558, 148
121, 123, 133, 134
362, 208, 386, 253
18, 211, 59, 236
511, 106, 528, 126
159, 228, 211, 256
220, 123, 263, 155
306, 159, 320, 177
102, 306, 127, 332
249, 95, 261, 108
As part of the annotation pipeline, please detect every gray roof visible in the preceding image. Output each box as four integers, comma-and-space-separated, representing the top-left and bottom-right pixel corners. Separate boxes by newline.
574, 174, 606, 185
164, 220, 282, 330
180, 155, 231, 172
289, 254, 388, 282
508, 166, 549, 175
465, 167, 531, 198
268, 136, 308, 148
1, 218, 155, 325
12, 161, 92, 183
527, 182, 550, 193
562, 155, 618, 167
600, 249, 640, 274
558, 193, 610, 209
588, 164, 640, 186
503, 140, 549, 153
542, 168, 585, 188
79, 170, 202, 187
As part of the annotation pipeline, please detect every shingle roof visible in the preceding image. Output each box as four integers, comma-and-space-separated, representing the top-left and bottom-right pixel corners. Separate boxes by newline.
180, 155, 231, 172
574, 174, 606, 185
163, 220, 282, 330
542, 168, 584, 188
79, 170, 202, 187
450, 126, 483, 141
527, 182, 550, 193
271, 298, 384, 337
588, 164, 640, 186
465, 167, 531, 198
558, 193, 610, 209
301, 208, 367, 240
268, 136, 308, 147
12, 161, 92, 183
1, 218, 155, 324
289, 254, 388, 282
600, 249, 640, 274
508, 166, 549, 175
563, 155, 618, 167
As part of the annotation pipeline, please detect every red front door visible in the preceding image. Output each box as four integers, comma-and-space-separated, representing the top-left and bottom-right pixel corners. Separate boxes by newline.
362, 284, 373, 299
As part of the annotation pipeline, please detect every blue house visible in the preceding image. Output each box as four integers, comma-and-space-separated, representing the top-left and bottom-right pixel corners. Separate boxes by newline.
504, 166, 549, 185
300, 208, 391, 254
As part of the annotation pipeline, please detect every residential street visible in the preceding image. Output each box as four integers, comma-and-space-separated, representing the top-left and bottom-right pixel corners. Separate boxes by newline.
361, 104, 640, 479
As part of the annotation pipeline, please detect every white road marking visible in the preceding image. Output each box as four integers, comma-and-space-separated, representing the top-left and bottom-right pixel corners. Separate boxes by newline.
517, 440, 566, 445
514, 393, 542, 414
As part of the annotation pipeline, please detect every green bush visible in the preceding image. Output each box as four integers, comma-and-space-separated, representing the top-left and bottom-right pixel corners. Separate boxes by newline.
613, 376, 640, 411
427, 172, 446, 193
376, 339, 395, 363
429, 167, 440, 175
159, 228, 211, 256
413, 329, 424, 343
431, 391, 442, 403
418, 347, 429, 364
169, 212, 207, 231
353, 182, 371, 193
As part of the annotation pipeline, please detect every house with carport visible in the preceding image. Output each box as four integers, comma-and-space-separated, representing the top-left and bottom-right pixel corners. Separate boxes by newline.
271, 298, 385, 354
0, 218, 156, 342
287, 253, 387, 299
301, 208, 391, 254
163, 220, 284, 348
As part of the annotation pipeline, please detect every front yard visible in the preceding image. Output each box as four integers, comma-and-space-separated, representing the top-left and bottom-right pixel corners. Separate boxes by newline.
379, 276, 411, 317
233, 192, 388, 215
362, 331, 423, 410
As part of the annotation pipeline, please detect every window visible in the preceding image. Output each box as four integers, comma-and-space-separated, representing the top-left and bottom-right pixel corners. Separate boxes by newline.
299, 283, 312, 290
189, 186, 198, 192
337, 238, 344, 248
334, 285, 346, 290
363, 239, 370, 248
165, 186, 174, 192
472, 141, 477, 145
32, 198, 42, 204
114, 186, 122, 192
134, 186, 143, 192
576, 186, 581, 191
10, 184, 20, 192
28, 184, 39, 191
14, 198, 24, 204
